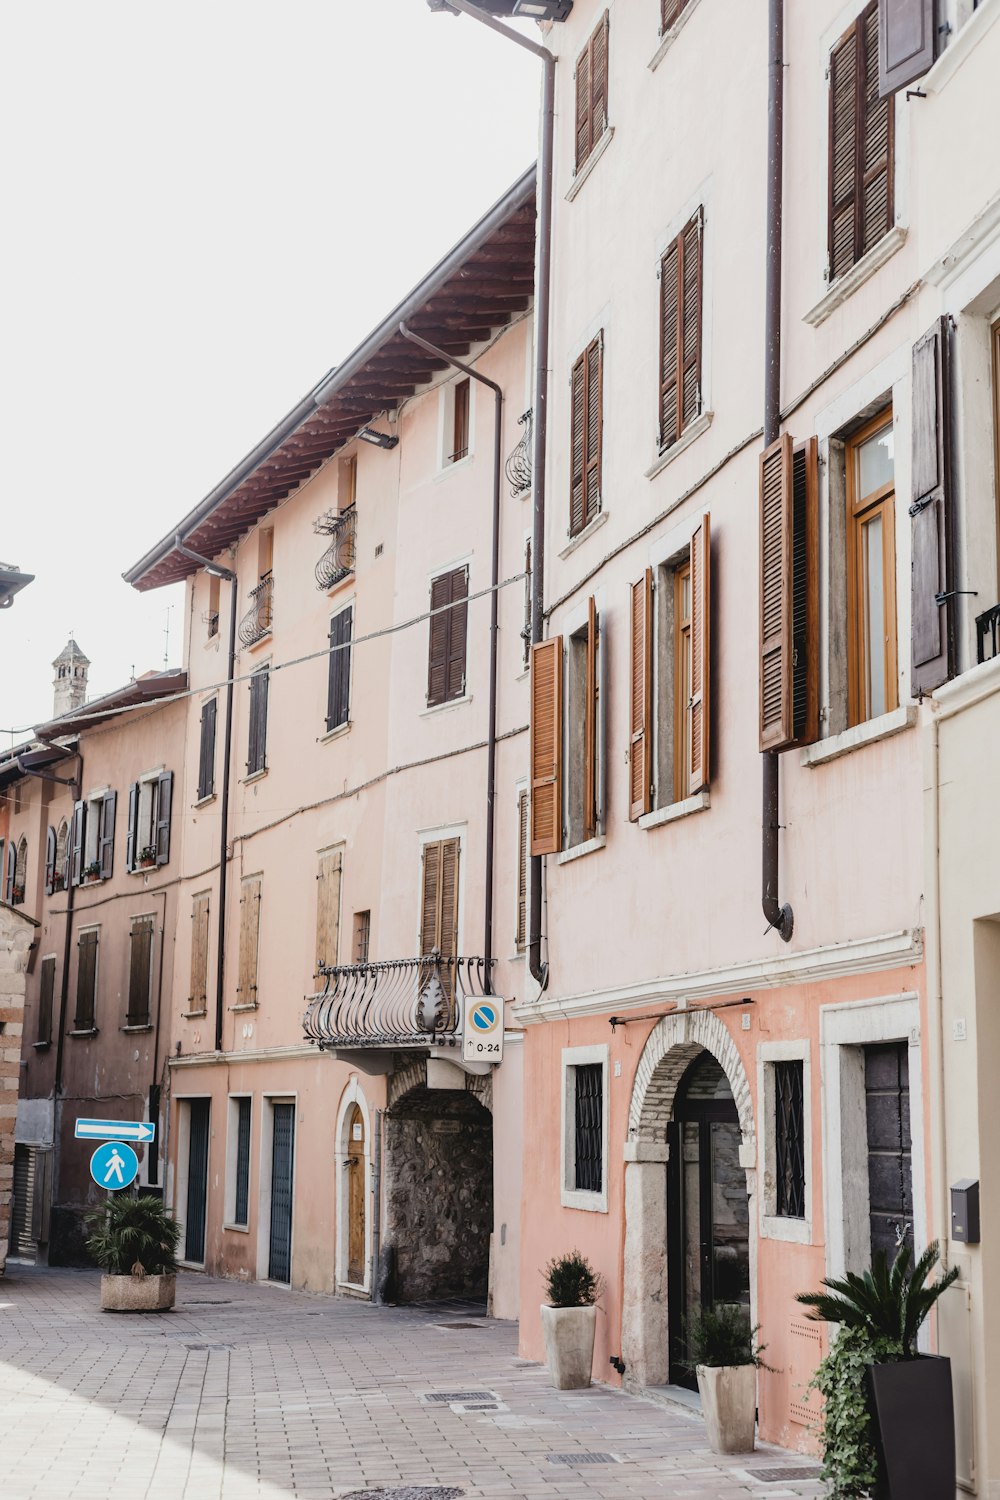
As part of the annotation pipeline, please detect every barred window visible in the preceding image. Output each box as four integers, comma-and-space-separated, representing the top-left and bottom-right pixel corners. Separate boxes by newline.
234, 1097, 251, 1228
774, 1060, 805, 1219
574, 1063, 603, 1194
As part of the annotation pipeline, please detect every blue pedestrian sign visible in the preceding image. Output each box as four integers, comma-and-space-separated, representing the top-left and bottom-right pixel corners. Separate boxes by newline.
90, 1141, 139, 1191
76, 1117, 155, 1144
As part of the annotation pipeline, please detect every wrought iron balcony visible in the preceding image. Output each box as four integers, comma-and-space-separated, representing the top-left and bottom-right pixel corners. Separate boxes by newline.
976, 603, 1000, 665
303, 951, 493, 1051
314, 506, 357, 591
505, 408, 532, 497
238, 572, 273, 648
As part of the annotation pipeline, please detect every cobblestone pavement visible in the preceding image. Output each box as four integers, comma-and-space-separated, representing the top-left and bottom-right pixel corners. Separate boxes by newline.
0, 1266, 827, 1500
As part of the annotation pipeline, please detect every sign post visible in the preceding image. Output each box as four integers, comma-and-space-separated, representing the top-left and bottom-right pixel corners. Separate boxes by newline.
462, 996, 504, 1064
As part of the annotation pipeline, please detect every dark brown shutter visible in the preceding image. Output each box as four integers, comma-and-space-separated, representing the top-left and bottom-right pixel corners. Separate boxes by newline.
629, 569, 653, 820
830, 5, 894, 279
446, 570, 468, 702
659, 239, 680, 450
99, 791, 116, 880
570, 353, 587, 537
688, 514, 711, 795
878, 0, 936, 97
439, 839, 460, 964
125, 783, 138, 873
911, 317, 954, 694
70, 800, 85, 886
791, 439, 820, 746
590, 12, 609, 146
680, 211, 703, 430
575, 37, 591, 170
760, 436, 794, 750
427, 573, 450, 707
189, 893, 210, 1012
237, 875, 262, 1004
659, 213, 702, 450
75, 928, 99, 1030
516, 789, 529, 952
155, 772, 173, 866
127, 916, 155, 1026
420, 840, 442, 958
661, 0, 686, 30
38, 955, 55, 1045
585, 336, 603, 529
860, 3, 894, 257
198, 700, 217, 800
583, 596, 598, 843
326, 607, 353, 731
530, 637, 563, 856
44, 826, 56, 896
829, 22, 860, 282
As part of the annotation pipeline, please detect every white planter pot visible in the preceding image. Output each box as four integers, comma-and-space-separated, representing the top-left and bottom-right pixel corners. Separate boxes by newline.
100, 1273, 176, 1312
540, 1303, 597, 1390
696, 1362, 757, 1454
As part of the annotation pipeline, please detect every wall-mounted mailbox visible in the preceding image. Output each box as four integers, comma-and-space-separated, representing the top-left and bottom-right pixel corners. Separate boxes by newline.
951, 1179, 980, 1244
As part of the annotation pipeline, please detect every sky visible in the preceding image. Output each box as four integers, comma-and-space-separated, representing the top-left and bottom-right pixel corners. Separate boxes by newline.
0, 0, 541, 743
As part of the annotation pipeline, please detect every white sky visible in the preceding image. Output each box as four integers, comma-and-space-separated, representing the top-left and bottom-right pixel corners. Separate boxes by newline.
0, 0, 541, 742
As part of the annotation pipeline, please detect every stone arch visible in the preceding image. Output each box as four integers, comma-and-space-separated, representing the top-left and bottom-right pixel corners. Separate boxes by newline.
335, 1078, 373, 1293
628, 1007, 754, 1147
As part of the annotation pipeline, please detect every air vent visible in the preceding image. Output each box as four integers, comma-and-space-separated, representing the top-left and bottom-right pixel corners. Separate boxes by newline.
547, 1453, 619, 1466
749, 1467, 825, 1483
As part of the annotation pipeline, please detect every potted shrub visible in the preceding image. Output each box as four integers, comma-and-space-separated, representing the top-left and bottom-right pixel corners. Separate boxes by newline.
52, 869, 65, 892
683, 1303, 771, 1454
138, 845, 158, 870
540, 1250, 603, 1389
797, 1242, 959, 1498
83, 860, 102, 884
86, 1192, 180, 1312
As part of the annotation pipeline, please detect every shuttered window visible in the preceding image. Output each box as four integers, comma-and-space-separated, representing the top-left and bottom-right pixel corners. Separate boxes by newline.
237, 874, 262, 1008
197, 699, 217, 800
574, 11, 610, 172
829, 3, 894, 283
427, 567, 468, 707
188, 892, 211, 1015
127, 915, 155, 1027
44, 827, 56, 896
629, 570, 653, 820
530, 637, 563, 856
99, 791, 117, 879
353, 910, 371, 965
515, 789, 529, 953
910, 319, 954, 694
420, 838, 460, 963
247, 667, 269, 776
326, 607, 352, 732
648, 516, 712, 813
74, 928, 99, 1031
759, 436, 819, 751
659, 211, 703, 452
234, 1097, 252, 1228
315, 847, 343, 975
37, 956, 55, 1046
847, 410, 898, 725
2, 841, 13, 905
570, 336, 603, 538
661, 0, 692, 31
877, 0, 936, 97
451, 378, 470, 463
13, 837, 27, 904
566, 599, 604, 850
125, 774, 172, 871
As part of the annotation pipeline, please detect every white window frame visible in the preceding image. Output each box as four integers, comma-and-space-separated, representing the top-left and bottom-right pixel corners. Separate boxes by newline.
415, 823, 466, 956
136, 765, 165, 862
437, 373, 476, 473
758, 1040, 813, 1245
224, 1094, 253, 1232
83, 786, 111, 871
560, 1043, 609, 1213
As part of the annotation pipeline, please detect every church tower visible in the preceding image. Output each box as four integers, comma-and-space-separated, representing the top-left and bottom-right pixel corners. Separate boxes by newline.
52, 638, 90, 718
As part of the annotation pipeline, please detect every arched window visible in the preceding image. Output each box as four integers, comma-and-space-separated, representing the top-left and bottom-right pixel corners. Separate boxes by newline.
13, 836, 28, 905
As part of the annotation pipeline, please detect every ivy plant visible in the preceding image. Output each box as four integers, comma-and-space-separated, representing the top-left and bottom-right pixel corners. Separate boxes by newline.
807, 1325, 900, 1498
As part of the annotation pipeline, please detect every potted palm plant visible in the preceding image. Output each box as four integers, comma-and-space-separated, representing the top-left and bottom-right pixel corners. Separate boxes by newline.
540, 1250, 603, 1389
797, 1242, 958, 1498
86, 1193, 180, 1312
683, 1304, 771, 1454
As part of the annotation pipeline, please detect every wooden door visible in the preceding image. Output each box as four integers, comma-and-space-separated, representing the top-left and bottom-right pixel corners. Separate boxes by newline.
184, 1100, 210, 1264
346, 1104, 366, 1285
268, 1103, 295, 1284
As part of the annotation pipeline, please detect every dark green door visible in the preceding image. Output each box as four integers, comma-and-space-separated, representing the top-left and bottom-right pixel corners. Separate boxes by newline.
184, 1100, 210, 1264
268, 1103, 295, 1283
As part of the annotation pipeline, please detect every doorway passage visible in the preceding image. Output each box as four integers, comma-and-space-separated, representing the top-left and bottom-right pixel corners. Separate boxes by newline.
183, 1099, 210, 1265
345, 1103, 366, 1286
268, 1102, 295, 1284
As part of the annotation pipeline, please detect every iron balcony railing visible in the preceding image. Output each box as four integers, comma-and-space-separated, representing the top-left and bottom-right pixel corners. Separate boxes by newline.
505, 408, 532, 497
976, 603, 1000, 665
238, 572, 273, 648
303, 951, 494, 1051
314, 506, 357, 591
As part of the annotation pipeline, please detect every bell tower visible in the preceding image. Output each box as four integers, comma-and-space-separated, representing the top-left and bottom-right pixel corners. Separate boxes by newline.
52, 637, 90, 718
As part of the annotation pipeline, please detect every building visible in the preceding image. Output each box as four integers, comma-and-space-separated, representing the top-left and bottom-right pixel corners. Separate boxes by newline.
0, 900, 37, 1274
123, 172, 536, 1313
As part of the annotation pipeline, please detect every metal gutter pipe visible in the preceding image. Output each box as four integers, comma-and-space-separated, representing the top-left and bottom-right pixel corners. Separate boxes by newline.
441, 0, 555, 987
399, 322, 503, 987
174, 535, 238, 1049
762, 0, 793, 943
53, 754, 82, 1100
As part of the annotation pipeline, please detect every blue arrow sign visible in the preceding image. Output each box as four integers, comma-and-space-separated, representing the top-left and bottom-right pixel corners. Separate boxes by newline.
75, 1118, 155, 1144
90, 1141, 139, 1192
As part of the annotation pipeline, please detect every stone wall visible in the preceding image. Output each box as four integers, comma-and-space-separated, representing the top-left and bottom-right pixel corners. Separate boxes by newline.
0, 905, 36, 1275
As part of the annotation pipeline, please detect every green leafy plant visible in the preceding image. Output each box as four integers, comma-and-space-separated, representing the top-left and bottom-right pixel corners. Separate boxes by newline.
682, 1302, 774, 1370
83, 861, 101, 880
86, 1193, 180, 1278
542, 1250, 604, 1308
796, 1241, 958, 1359
138, 845, 158, 864
807, 1325, 900, 1498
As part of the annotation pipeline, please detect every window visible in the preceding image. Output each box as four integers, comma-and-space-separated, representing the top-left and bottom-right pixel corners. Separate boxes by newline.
127, 915, 155, 1027
326, 606, 353, 732
37, 955, 55, 1046
450, 378, 470, 463
188, 892, 210, 1015
420, 838, 460, 963
846, 409, 897, 725
758, 437, 820, 751
54, 820, 68, 889
994, 320, 1000, 597
353, 910, 371, 965
74, 927, 99, 1031
315, 847, 343, 976
339, 453, 357, 511
759, 1042, 812, 1243
227, 1096, 252, 1229
1, 840, 13, 905
44, 826, 56, 896
774, 1061, 806, 1218
574, 11, 609, 173
910, 320, 955, 689
828, 2, 894, 283
564, 599, 605, 850
570, 335, 603, 537
427, 567, 468, 707
658, 210, 703, 452
247, 666, 269, 776
515, 788, 529, 953
236, 874, 262, 1008
529, 637, 563, 857
197, 699, 217, 800
661, 0, 693, 31
574, 1064, 603, 1192
13, 836, 27, 905
77, 791, 116, 882
561, 1045, 609, 1212
207, 574, 220, 639
125, 772, 172, 871
258, 526, 273, 582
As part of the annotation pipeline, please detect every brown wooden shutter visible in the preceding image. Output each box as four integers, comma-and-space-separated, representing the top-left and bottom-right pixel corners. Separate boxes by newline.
688, 514, 711, 795
583, 596, 598, 842
791, 438, 820, 746
70, 801, 85, 886
420, 840, 442, 958
515, 789, 528, 952
326, 608, 352, 731
237, 875, 262, 1006
629, 569, 653, 820
447, 569, 468, 701
575, 38, 591, 170
189, 893, 210, 1013
127, 916, 155, 1026
2, 840, 14, 904
878, 0, 935, 98
860, 4, 894, 257
530, 637, 563, 856
315, 847, 343, 975
38, 955, 55, 1045
911, 317, 954, 694
659, 238, 680, 449
428, 573, 450, 707
760, 435, 794, 750
829, 22, 859, 282
585, 336, 603, 529
197, 700, 217, 800
439, 839, 460, 963
590, 12, 609, 146
570, 353, 587, 537
75, 929, 99, 1030
680, 211, 703, 431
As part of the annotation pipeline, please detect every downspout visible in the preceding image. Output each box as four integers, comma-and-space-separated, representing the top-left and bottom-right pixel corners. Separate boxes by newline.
399, 322, 503, 986
440, 0, 555, 985
174, 535, 238, 1049
53, 753, 83, 1101
147, 886, 168, 1188
762, 0, 793, 942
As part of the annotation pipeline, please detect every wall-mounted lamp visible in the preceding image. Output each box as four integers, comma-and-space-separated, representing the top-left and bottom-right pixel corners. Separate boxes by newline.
513, 1, 573, 18
357, 427, 399, 451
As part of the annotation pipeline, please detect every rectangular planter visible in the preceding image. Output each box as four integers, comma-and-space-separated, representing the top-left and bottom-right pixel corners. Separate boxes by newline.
100, 1273, 176, 1312
866, 1355, 954, 1499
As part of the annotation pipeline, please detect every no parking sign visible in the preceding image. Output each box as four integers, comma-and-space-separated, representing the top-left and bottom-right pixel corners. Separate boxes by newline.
462, 996, 504, 1063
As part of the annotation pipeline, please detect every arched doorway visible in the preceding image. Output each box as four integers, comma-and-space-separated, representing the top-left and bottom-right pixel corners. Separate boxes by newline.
345, 1103, 366, 1286
336, 1082, 372, 1294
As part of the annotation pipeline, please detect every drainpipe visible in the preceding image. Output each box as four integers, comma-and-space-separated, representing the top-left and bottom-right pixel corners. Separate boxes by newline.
174, 535, 238, 1048
52, 753, 83, 1102
761, 0, 793, 943
371, 1107, 383, 1305
399, 323, 503, 986
436, 0, 555, 985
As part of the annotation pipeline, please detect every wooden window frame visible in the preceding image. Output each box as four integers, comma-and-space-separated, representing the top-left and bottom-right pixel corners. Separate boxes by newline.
188, 892, 211, 1015
574, 11, 610, 174
828, 2, 895, 283
530, 638, 564, 856
450, 378, 471, 464
570, 335, 604, 538
846, 408, 898, 726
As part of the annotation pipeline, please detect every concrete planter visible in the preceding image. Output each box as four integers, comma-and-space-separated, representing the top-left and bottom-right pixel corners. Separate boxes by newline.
540, 1303, 597, 1390
100, 1273, 176, 1312
695, 1363, 757, 1453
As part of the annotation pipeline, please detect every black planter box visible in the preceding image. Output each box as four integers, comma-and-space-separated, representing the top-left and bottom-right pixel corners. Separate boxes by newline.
866, 1355, 955, 1499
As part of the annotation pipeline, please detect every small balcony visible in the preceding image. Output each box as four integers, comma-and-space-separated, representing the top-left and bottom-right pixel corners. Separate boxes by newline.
505, 408, 532, 497
976, 603, 1000, 665
238, 573, 273, 648
314, 506, 357, 591
303, 951, 493, 1056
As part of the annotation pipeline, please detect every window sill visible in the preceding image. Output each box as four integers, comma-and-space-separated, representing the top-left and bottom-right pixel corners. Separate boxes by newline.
800, 704, 916, 767
644, 412, 713, 481
648, 0, 706, 72
556, 835, 606, 866
803, 226, 908, 328
565, 126, 614, 203
242, 768, 268, 785
244, 631, 272, 654
420, 694, 472, 719
32, 1041, 52, 1052
559, 1186, 608, 1215
224, 1222, 250, 1235
182, 1009, 207, 1020
761, 1213, 812, 1245
319, 720, 351, 745
638, 789, 710, 830
69, 1028, 98, 1039
325, 571, 355, 600
193, 793, 216, 809
128, 865, 159, 877
558, 509, 608, 560
229, 1002, 259, 1012
121, 1023, 153, 1034
925, 0, 1000, 95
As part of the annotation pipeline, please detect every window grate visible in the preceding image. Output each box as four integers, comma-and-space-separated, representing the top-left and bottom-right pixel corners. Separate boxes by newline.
774, 1060, 805, 1219
574, 1063, 603, 1193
